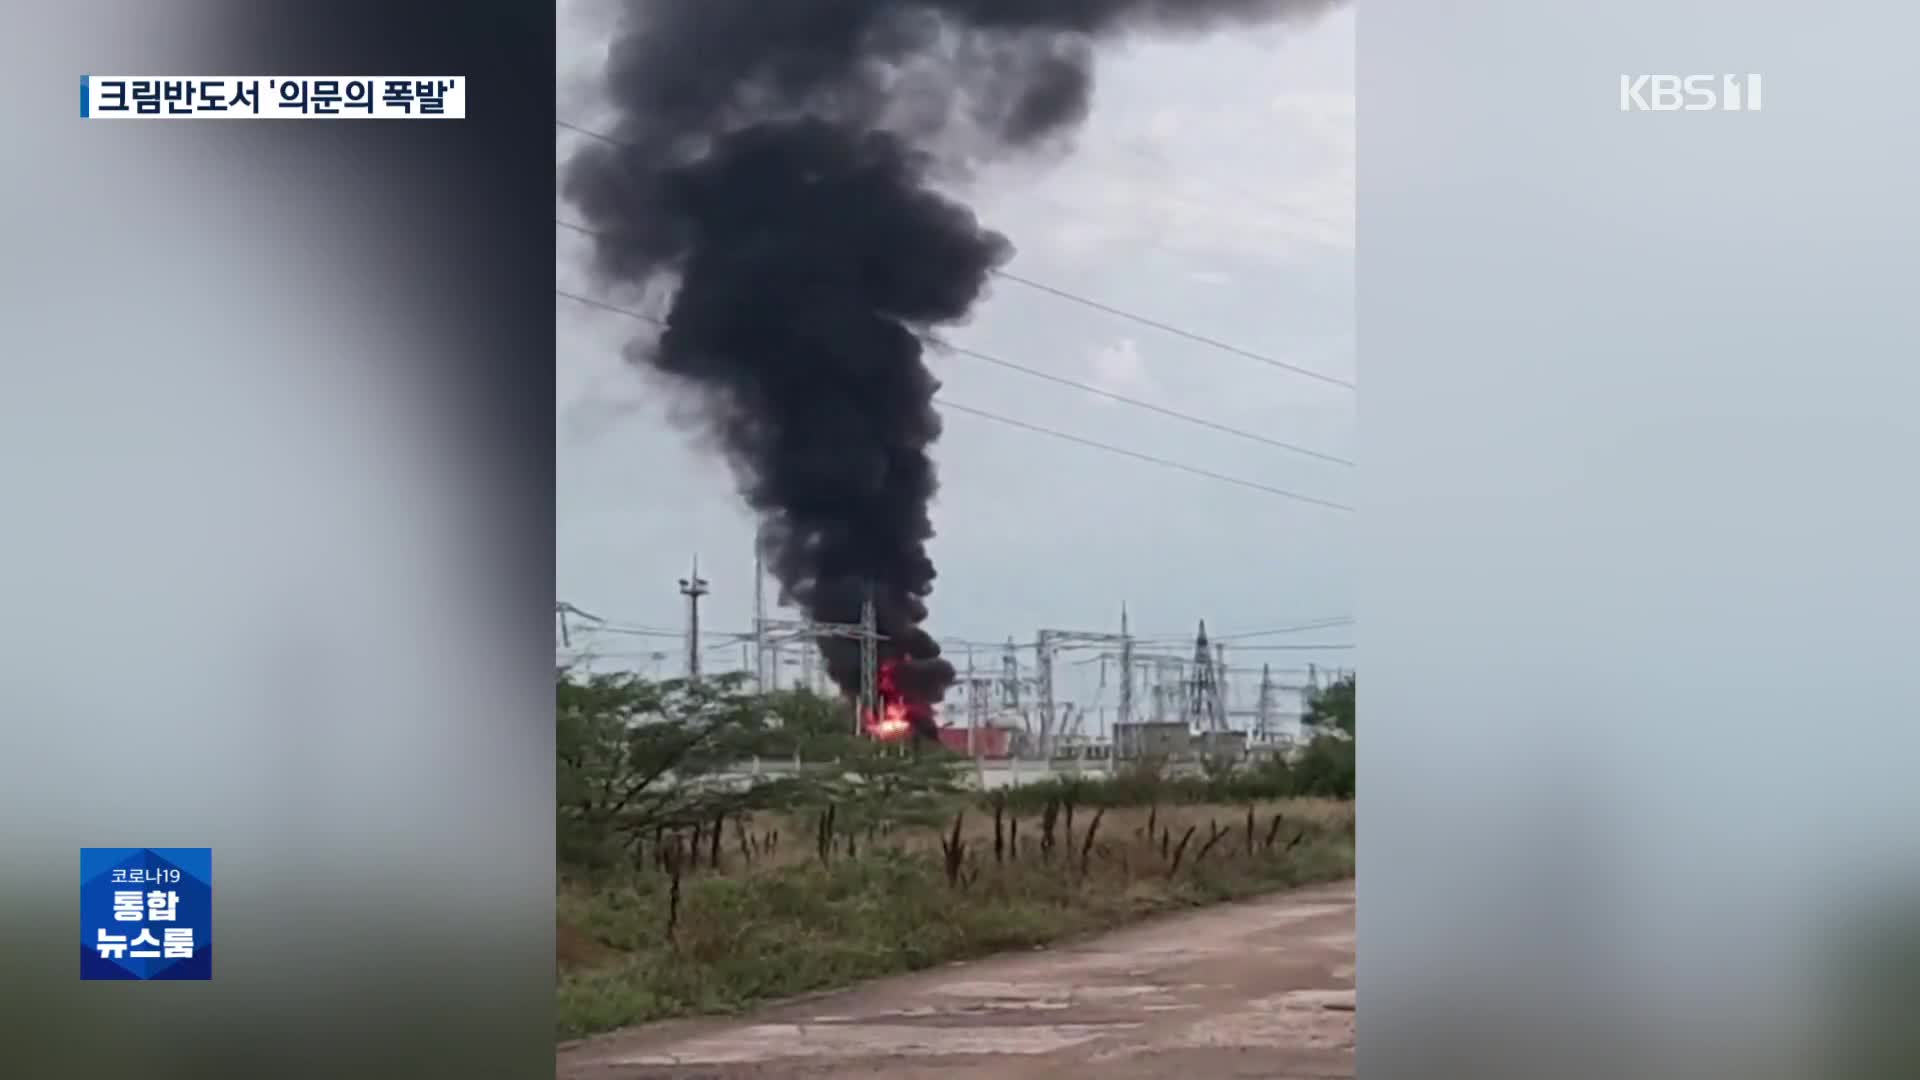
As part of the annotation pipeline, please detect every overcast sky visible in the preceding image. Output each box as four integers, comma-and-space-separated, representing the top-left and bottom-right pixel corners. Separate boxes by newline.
555, 3, 1355, 725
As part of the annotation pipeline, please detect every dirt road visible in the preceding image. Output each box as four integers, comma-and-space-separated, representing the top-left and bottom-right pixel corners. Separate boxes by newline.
557, 879, 1354, 1080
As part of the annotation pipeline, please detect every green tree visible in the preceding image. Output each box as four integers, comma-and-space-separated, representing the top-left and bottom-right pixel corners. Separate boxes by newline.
1291, 735, 1354, 798
1290, 674, 1354, 798
1303, 673, 1355, 736
557, 668, 801, 868
825, 739, 969, 831
758, 687, 862, 760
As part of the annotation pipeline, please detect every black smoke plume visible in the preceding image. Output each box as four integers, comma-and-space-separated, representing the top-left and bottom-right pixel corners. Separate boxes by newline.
564, 0, 1340, 738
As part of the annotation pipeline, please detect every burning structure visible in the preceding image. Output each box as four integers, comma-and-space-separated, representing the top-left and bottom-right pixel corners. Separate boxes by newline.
563, 0, 1339, 742
869, 657, 922, 741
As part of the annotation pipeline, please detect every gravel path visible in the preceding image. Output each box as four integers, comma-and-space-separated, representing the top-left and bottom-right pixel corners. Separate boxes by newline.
558, 879, 1355, 1080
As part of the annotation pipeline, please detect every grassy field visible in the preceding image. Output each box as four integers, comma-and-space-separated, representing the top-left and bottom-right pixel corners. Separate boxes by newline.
556, 797, 1355, 1042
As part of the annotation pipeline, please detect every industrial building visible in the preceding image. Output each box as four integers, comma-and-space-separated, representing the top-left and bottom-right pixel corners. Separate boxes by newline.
1113, 721, 1191, 759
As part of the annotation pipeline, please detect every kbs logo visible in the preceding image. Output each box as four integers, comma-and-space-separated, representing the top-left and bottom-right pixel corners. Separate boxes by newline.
1619, 74, 1762, 112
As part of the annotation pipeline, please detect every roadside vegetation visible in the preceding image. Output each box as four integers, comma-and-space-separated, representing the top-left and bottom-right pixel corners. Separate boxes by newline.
555, 666, 1357, 1041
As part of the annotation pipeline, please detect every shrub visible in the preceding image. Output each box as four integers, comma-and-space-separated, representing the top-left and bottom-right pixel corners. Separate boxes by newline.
1291, 735, 1354, 799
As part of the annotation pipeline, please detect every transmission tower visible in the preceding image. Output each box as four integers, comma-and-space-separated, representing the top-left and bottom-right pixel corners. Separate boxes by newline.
1186, 620, 1222, 734
1000, 638, 1022, 714
1033, 621, 1133, 759
968, 671, 991, 732
1083, 647, 1194, 733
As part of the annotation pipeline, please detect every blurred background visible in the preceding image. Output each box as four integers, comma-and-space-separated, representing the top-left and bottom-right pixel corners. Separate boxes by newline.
0, 3, 554, 1077
1362, 1, 1920, 1077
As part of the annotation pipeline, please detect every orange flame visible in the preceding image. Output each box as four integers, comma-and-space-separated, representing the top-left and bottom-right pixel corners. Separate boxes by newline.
863, 659, 915, 740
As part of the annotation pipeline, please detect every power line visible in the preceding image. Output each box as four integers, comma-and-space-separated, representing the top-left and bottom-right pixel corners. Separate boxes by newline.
555, 601, 605, 623
1204, 618, 1356, 642
580, 625, 714, 640
564, 606, 1357, 663
924, 336, 1353, 467
555, 284, 665, 326
1129, 616, 1353, 643
555, 117, 608, 142
555, 217, 611, 243
561, 215, 1349, 468
556, 287, 1353, 511
554, 119, 1353, 391
573, 634, 1349, 655
1117, 139, 1351, 236
988, 269, 1353, 390
1214, 643, 1355, 652
935, 399, 1352, 512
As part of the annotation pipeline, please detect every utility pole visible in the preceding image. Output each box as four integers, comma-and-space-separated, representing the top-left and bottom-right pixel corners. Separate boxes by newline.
1256, 663, 1274, 743
752, 537, 768, 692
678, 557, 710, 683
965, 646, 977, 758
555, 601, 604, 653
967, 657, 992, 777
1000, 638, 1022, 726
1117, 604, 1134, 731
1215, 642, 1230, 728
1035, 631, 1055, 761
857, 589, 878, 734
800, 615, 817, 693
965, 647, 989, 786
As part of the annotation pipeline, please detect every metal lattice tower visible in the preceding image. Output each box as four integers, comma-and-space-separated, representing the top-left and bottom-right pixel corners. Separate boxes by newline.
1186, 620, 1222, 734
1117, 604, 1134, 729
1033, 621, 1134, 759
1084, 642, 1186, 729
767, 611, 885, 720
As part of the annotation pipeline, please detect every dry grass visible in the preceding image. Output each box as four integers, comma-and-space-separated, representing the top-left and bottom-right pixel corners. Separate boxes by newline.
557, 797, 1354, 1041
693, 797, 1352, 872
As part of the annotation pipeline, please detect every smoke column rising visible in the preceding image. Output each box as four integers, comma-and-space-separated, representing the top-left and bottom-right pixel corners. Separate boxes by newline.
564, 0, 1341, 735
